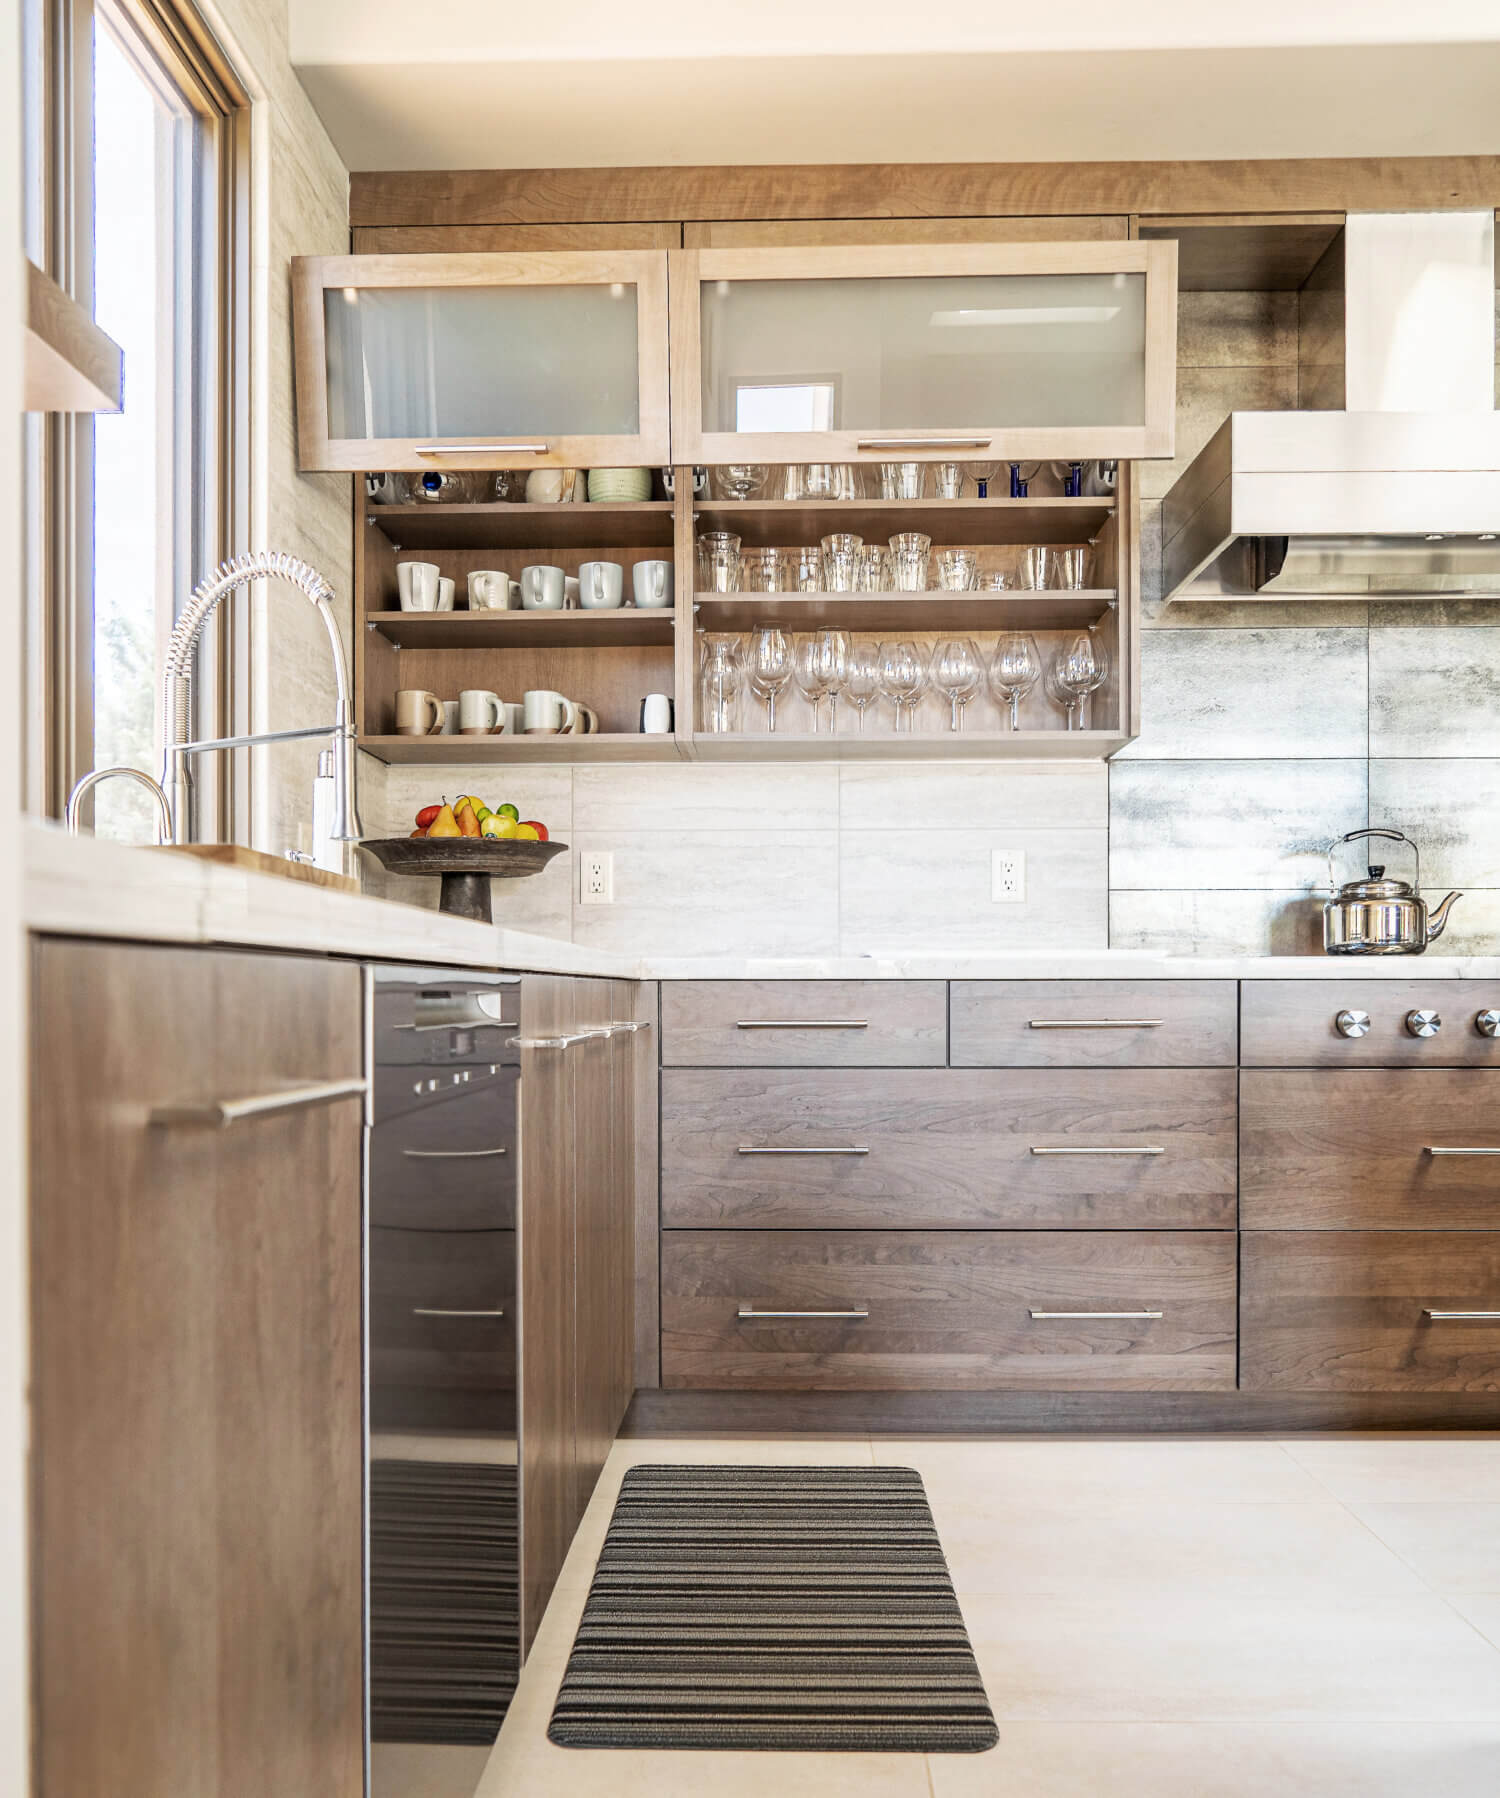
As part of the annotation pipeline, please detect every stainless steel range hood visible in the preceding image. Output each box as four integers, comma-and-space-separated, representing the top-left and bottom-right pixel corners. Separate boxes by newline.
1161, 213, 1500, 603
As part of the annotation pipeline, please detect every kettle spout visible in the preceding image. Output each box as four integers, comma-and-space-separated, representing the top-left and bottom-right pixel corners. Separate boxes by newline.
1427, 892, 1463, 943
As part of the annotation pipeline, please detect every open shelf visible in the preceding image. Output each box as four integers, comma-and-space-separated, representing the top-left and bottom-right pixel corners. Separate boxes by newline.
366, 609, 675, 650
367, 501, 675, 552
362, 733, 685, 764
693, 590, 1116, 633
691, 730, 1130, 761
694, 497, 1114, 549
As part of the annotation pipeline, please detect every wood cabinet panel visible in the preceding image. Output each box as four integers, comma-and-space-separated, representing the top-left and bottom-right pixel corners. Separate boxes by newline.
1242, 1232, 1500, 1392
661, 1068, 1237, 1230
661, 1230, 1236, 1391
1240, 981, 1500, 1067
683, 216, 1128, 247
950, 980, 1237, 1067
660, 980, 948, 1067
1242, 1070, 1500, 1230
30, 941, 365, 1798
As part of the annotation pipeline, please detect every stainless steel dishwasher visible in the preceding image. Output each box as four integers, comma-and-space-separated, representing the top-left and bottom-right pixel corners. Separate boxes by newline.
365, 965, 521, 1795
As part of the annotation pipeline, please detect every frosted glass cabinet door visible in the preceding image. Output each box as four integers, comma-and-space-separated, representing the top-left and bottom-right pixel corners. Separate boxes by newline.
670, 242, 1178, 465
291, 251, 671, 471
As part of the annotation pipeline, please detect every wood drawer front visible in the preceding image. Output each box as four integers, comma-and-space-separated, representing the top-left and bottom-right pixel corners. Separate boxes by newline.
1242, 1232, 1500, 1391
369, 1227, 515, 1390
1241, 981, 1500, 1067
1242, 1070, 1500, 1230
661, 1231, 1237, 1391
661, 1068, 1237, 1230
368, 1076, 517, 1230
660, 981, 947, 1067
950, 981, 1237, 1067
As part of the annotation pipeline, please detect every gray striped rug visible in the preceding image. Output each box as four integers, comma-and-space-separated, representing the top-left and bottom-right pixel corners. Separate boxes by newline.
547, 1464, 998, 1752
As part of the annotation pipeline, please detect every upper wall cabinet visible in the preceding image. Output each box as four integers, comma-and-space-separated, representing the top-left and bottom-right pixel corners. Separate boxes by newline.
291, 250, 671, 472
669, 242, 1178, 466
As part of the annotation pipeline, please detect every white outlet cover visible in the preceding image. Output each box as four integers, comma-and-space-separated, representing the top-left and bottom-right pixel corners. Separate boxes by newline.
580, 850, 614, 904
992, 849, 1026, 903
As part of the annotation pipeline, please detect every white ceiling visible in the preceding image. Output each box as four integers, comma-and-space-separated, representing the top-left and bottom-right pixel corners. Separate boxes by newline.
288, 2, 1500, 172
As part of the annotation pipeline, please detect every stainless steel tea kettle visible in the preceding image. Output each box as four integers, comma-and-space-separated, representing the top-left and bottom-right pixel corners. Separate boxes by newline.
1323, 828, 1461, 955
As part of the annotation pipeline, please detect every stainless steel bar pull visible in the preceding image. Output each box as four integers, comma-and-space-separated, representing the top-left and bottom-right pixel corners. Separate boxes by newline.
855, 435, 991, 450
506, 1032, 594, 1050
149, 1076, 368, 1128
1029, 1309, 1165, 1320
414, 444, 549, 456
737, 1306, 870, 1321
411, 1307, 506, 1318
1029, 1145, 1165, 1157
736, 1146, 871, 1156
401, 1146, 507, 1160
1423, 1309, 1500, 1320
1425, 1147, 1500, 1156
736, 1019, 869, 1030
1029, 1019, 1164, 1030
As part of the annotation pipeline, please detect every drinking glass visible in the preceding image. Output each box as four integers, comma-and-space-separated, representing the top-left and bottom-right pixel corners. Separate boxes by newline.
697, 531, 742, 593
801, 463, 858, 500
931, 638, 982, 732
877, 639, 926, 734
746, 626, 793, 733
1051, 545, 1091, 591
888, 532, 932, 592
795, 633, 833, 732
933, 461, 964, 499
843, 639, 882, 732
966, 461, 1001, 499
990, 632, 1042, 731
739, 547, 785, 592
699, 635, 742, 734
784, 546, 823, 593
855, 545, 890, 591
821, 532, 863, 592
716, 464, 767, 500
1015, 545, 1049, 589
878, 462, 924, 500
934, 547, 978, 591
980, 568, 1012, 591
1052, 629, 1110, 729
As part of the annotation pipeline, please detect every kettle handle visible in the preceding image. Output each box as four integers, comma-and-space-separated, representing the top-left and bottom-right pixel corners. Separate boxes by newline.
1329, 827, 1419, 893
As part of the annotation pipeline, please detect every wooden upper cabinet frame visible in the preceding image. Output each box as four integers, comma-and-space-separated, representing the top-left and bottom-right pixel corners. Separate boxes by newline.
290, 249, 671, 472
668, 240, 1179, 464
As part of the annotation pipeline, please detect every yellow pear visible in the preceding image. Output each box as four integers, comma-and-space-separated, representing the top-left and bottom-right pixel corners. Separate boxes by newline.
427, 803, 461, 839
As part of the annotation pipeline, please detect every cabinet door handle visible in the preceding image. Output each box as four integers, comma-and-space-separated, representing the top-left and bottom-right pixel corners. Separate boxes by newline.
411, 1306, 505, 1318
1422, 1309, 1500, 1321
1029, 1309, 1165, 1320
401, 1146, 507, 1160
414, 443, 549, 456
854, 435, 991, 450
1028, 1019, 1164, 1030
1425, 1147, 1500, 1156
735, 1019, 869, 1030
149, 1076, 367, 1128
737, 1306, 869, 1321
507, 1032, 593, 1050
611, 1019, 653, 1034
1028, 1145, 1165, 1157
736, 1146, 870, 1156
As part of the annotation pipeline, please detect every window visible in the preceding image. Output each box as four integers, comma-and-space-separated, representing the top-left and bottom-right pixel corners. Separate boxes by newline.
732, 379, 839, 433
23, 0, 247, 840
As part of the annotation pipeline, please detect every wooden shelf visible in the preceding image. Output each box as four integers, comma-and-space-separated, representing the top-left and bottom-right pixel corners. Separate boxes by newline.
694, 497, 1114, 549
362, 733, 685, 764
366, 609, 675, 650
366, 501, 674, 552
693, 590, 1116, 633
691, 730, 1130, 761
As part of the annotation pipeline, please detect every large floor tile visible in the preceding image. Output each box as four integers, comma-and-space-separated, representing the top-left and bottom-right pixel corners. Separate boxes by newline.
966, 1592, 1500, 1721
371, 1742, 490, 1798
929, 1721, 1500, 1797
609, 1434, 876, 1468
872, 1435, 1328, 1504
1351, 1504, 1500, 1594
1280, 1434, 1500, 1502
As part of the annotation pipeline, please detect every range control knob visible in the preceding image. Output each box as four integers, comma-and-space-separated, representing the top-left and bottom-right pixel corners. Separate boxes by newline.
1476, 1009, 1500, 1038
1335, 1009, 1371, 1038
1406, 1009, 1442, 1038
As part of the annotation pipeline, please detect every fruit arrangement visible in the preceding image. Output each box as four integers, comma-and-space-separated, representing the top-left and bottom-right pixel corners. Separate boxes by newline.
411, 796, 552, 843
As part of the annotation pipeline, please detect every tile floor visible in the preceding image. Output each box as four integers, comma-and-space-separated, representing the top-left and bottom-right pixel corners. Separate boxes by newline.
459, 1433, 1500, 1798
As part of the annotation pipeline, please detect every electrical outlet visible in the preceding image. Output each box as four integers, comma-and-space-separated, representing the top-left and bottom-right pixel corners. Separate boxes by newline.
580, 850, 614, 905
992, 849, 1026, 904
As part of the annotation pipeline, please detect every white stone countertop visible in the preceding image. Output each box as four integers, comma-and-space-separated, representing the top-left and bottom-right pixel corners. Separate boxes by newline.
25, 821, 1500, 982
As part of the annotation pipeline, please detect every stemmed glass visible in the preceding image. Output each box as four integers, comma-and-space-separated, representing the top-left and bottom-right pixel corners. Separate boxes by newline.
717, 464, 767, 500
815, 629, 852, 731
699, 635, 742, 734
966, 461, 1001, 499
931, 638, 982, 732
989, 632, 1042, 732
746, 626, 793, 733
843, 640, 881, 732
795, 633, 833, 732
877, 640, 926, 734
1051, 629, 1110, 730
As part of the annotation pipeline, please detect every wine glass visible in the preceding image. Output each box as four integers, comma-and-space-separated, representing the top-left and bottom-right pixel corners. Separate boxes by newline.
699, 634, 742, 734
717, 464, 767, 500
746, 626, 793, 733
876, 640, 925, 734
795, 633, 833, 732
930, 638, 982, 733
817, 629, 851, 732
1052, 629, 1110, 730
966, 461, 1000, 499
989, 632, 1042, 732
843, 640, 881, 732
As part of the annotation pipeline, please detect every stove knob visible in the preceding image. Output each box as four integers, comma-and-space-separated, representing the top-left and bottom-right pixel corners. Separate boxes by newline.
1405, 1009, 1441, 1038
1476, 1010, 1500, 1038
1335, 1009, 1371, 1038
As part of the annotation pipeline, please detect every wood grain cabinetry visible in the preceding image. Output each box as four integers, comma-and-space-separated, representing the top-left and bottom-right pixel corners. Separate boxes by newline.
950, 980, 1237, 1067
29, 940, 366, 1798
1240, 980, 1500, 1067
660, 980, 947, 1066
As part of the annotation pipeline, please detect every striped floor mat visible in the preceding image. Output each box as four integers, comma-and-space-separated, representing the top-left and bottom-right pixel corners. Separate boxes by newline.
547, 1464, 998, 1752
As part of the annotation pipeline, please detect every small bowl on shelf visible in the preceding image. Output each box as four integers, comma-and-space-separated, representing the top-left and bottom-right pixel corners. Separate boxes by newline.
361, 835, 567, 924
587, 467, 653, 503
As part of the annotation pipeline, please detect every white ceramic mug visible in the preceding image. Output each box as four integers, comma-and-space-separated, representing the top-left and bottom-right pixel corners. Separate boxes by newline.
396, 561, 441, 611
439, 700, 460, 735
578, 561, 625, 610
522, 689, 578, 735
437, 576, 456, 612
395, 688, 442, 735
632, 560, 674, 609
497, 701, 524, 736
458, 688, 503, 735
469, 569, 517, 611
640, 692, 673, 734
520, 564, 566, 611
